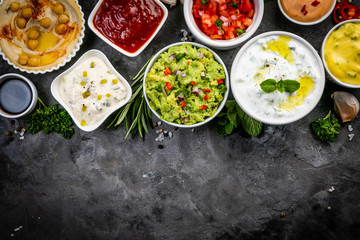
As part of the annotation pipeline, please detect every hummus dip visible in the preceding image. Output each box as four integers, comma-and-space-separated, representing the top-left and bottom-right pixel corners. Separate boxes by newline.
0, 0, 83, 72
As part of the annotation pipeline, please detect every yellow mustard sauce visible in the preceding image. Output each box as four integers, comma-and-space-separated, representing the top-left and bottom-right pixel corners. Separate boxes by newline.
324, 22, 360, 85
279, 76, 315, 111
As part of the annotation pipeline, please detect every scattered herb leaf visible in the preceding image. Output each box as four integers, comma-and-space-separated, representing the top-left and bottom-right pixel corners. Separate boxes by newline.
311, 111, 340, 143
25, 97, 74, 139
231, 0, 239, 8
236, 29, 246, 36
216, 100, 263, 136
215, 19, 224, 33
201, 0, 208, 5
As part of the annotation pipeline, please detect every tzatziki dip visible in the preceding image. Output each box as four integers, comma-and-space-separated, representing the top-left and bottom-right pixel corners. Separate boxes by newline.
232, 33, 324, 124
59, 56, 128, 127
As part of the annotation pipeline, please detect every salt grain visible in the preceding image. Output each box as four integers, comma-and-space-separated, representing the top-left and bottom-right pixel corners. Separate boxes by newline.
20, 136, 24, 140
348, 125, 353, 132
169, 132, 173, 137
328, 186, 335, 192
157, 121, 162, 126
349, 133, 355, 141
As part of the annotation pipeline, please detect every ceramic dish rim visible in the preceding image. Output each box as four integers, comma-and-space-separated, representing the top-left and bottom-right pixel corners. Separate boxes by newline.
87, 0, 168, 58
230, 31, 325, 125
51, 49, 132, 132
0, 0, 85, 74
143, 42, 230, 128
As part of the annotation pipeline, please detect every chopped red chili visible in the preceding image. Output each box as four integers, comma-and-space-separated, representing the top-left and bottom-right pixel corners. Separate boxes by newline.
333, 1, 360, 23
180, 101, 186, 107
311, 1, 320, 7
204, 95, 210, 101
191, 81, 196, 85
301, 5, 308, 16
204, 88, 211, 93
164, 66, 171, 75
166, 82, 173, 90
187, 61, 190, 65
217, 79, 224, 84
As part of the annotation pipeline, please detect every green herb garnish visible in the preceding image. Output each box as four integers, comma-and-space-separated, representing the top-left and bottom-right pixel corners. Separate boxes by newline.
201, 0, 208, 5
236, 29, 246, 36
311, 111, 340, 143
260, 79, 300, 93
107, 49, 156, 140
215, 19, 224, 34
25, 97, 74, 139
217, 100, 262, 136
176, 53, 186, 62
231, 0, 238, 8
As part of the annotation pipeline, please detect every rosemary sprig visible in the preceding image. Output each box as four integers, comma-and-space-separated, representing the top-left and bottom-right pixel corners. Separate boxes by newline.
107, 49, 157, 140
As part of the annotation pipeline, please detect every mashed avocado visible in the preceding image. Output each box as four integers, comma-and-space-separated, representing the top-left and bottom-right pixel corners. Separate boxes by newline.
145, 43, 227, 125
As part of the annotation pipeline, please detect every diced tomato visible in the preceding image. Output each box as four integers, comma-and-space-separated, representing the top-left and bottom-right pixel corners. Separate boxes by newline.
180, 101, 186, 107
166, 82, 173, 90
164, 66, 171, 75
217, 79, 224, 84
187, 61, 190, 65
204, 95, 210, 100
199, 105, 207, 110
191, 81, 196, 85
204, 88, 211, 93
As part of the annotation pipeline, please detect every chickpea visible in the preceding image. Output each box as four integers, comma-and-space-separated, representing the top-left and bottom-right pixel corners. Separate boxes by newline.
55, 24, 67, 34
27, 39, 38, 50
16, 17, 26, 29
10, 2, 20, 12
21, 7, 33, 19
28, 57, 40, 67
18, 54, 29, 65
58, 14, 69, 24
53, 3, 64, 15
28, 29, 40, 40
40, 17, 51, 28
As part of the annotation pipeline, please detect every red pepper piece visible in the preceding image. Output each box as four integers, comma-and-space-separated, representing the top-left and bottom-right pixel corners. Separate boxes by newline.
164, 66, 171, 75
204, 88, 211, 93
217, 79, 224, 84
301, 5, 308, 16
187, 61, 190, 65
191, 81, 196, 85
166, 82, 173, 90
311, 1, 320, 7
180, 101, 186, 107
204, 95, 210, 101
199, 105, 207, 110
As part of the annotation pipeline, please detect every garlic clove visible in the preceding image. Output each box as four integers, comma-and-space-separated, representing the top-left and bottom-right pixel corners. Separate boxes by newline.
331, 91, 359, 123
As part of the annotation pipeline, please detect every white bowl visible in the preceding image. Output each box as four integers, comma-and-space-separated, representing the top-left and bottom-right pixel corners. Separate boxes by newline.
0, 73, 38, 118
277, 0, 336, 26
0, 0, 85, 74
51, 49, 132, 132
88, 0, 168, 57
321, 19, 360, 88
143, 42, 230, 128
183, 0, 264, 50
231, 31, 325, 125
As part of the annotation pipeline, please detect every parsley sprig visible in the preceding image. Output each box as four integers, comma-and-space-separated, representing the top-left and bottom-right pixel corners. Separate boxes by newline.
311, 111, 340, 143
25, 97, 74, 139
215, 19, 224, 34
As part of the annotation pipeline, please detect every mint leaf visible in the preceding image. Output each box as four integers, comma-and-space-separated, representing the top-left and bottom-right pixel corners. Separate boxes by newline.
225, 123, 234, 134
218, 117, 229, 125
260, 79, 276, 93
236, 105, 263, 136
216, 123, 227, 136
277, 80, 285, 93
226, 101, 240, 128
283, 80, 300, 93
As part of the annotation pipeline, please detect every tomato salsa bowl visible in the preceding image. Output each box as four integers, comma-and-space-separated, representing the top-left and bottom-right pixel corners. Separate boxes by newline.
184, 0, 264, 50
88, 0, 168, 57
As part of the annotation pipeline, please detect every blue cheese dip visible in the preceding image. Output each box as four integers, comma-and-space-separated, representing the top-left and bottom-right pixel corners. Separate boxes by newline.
232, 34, 322, 123
59, 56, 128, 126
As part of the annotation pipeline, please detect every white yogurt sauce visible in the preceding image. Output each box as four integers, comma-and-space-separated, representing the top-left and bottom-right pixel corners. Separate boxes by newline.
59, 56, 128, 126
233, 35, 322, 123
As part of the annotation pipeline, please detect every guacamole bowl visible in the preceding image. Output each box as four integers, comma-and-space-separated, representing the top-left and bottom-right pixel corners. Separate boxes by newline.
143, 42, 229, 128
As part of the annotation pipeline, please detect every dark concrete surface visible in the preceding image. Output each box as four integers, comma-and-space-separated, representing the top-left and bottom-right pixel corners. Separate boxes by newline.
1, 1, 360, 239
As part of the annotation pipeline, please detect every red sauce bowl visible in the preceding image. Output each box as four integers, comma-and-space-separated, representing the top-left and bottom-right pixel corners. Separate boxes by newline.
88, 0, 168, 57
